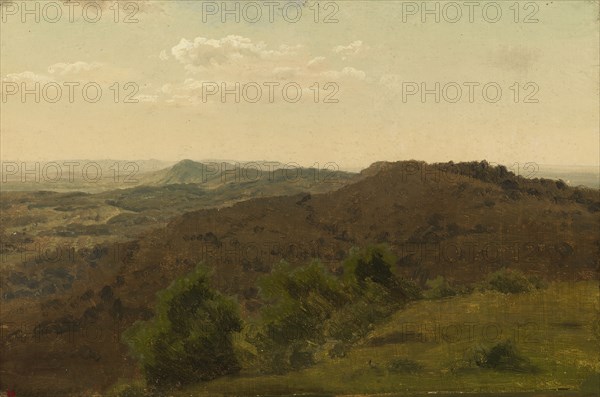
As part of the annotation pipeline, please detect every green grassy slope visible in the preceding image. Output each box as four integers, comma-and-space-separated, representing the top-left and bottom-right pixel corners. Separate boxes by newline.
174, 281, 599, 396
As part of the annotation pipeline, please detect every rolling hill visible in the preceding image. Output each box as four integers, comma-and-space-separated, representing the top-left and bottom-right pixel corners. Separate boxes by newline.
0, 160, 598, 394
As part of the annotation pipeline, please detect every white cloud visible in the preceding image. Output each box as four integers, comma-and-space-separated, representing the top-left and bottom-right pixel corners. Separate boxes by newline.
157, 35, 368, 105
277, 44, 303, 56
332, 41, 365, 57
321, 67, 366, 81
173, 35, 269, 70
47, 61, 103, 75
1, 71, 52, 83
307, 56, 326, 68
168, 35, 302, 73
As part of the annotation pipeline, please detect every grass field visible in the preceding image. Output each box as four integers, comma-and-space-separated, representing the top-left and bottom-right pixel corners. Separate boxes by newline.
161, 281, 599, 397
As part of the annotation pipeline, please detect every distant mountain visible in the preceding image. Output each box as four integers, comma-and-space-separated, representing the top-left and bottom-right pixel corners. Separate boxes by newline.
0, 158, 356, 193
140, 159, 357, 188
141, 159, 211, 185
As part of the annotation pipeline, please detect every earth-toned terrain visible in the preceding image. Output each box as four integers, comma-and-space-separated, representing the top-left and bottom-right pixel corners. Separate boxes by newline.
0, 160, 598, 395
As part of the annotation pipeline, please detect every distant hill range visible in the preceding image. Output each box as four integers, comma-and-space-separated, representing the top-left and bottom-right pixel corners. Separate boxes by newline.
140, 159, 355, 188
0, 159, 356, 192
1, 159, 598, 192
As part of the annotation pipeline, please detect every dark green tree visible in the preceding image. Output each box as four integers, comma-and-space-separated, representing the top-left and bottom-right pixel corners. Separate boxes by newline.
343, 245, 421, 300
253, 260, 347, 372
122, 265, 242, 388
252, 247, 421, 373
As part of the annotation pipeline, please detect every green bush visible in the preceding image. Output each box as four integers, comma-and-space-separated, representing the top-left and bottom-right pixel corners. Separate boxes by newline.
463, 340, 537, 373
482, 268, 544, 294
328, 342, 348, 358
387, 357, 424, 374
527, 274, 548, 290
326, 279, 397, 342
251, 246, 421, 373
122, 265, 242, 389
252, 261, 347, 372
343, 245, 421, 301
423, 276, 457, 299
259, 261, 347, 344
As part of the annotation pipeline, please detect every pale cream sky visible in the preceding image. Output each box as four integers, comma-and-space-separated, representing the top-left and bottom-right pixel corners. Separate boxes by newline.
1, 0, 598, 169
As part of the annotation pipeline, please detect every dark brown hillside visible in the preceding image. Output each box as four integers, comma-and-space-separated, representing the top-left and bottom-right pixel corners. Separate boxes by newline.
1, 160, 598, 394
124, 160, 598, 297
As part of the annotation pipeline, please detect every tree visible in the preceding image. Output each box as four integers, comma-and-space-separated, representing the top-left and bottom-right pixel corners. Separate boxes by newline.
122, 265, 242, 388
253, 260, 347, 372
251, 248, 422, 373
342, 245, 420, 300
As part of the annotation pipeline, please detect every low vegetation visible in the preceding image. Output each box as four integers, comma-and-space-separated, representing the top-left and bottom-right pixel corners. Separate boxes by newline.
244, 246, 420, 374
455, 339, 538, 373
480, 268, 547, 294
123, 245, 421, 390
423, 275, 459, 299
122, 266, 243, 388
116, 245, 597, 396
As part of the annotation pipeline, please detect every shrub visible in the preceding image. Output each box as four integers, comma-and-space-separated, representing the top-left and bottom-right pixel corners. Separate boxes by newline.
251, 261, 347, 372
343, 245, 397, 288
464, 340, 537, 373
252, 246, 421, 373
328, 342, 348, 358
387, 357, 424, 374
258, 261, 346, 345
482, 268, 543, 294
122, 265, 242, 389
343, 245, 421, 300
327, 279, 398, 342
527, 274, 548, 290
423, 276, 457, 299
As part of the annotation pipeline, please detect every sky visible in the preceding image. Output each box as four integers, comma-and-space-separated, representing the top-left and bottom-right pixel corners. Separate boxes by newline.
0, 0, 598, 170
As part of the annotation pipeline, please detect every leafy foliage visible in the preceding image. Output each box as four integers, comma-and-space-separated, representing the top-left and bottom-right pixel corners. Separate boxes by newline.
423, 276, 457, 299
387, 357, 424, 374
250, 261, 348, 373
481, 268, 545, 294
460, 340, 537, 373
122, 265, 242, 388
250, 246, 421, 373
